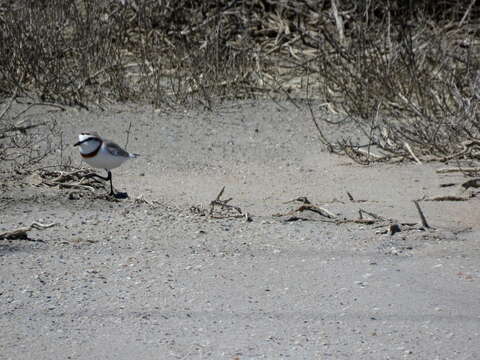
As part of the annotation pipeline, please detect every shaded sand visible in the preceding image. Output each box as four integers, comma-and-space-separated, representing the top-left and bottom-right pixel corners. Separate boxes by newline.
1, 101, 479, 359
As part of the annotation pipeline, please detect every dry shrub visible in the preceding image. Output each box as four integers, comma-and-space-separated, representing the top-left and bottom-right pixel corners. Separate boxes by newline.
0, 98, 62, 170
0, 0, 479, 166
0, 0, 268, 108
0, 1, 135, 106
312, 1, 480, 162
0, 0, 332, 107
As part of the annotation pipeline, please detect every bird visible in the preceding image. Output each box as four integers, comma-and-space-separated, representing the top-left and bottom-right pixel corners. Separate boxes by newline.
74, 132, 138, 197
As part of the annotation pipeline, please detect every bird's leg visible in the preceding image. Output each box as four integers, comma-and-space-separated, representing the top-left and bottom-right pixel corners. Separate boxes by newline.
85, 170, 127, 198
106, 170, 128, 199
106, 170, 115, 196
84, 170, 114, 195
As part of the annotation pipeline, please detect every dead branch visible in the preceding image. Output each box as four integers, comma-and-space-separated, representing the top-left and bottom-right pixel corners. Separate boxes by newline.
0, 222, 57, 240
436, 140, 480, 162
335, 218, 377, 225
283, 196, 311, 204
277, 196, 337, 219
439, 183, 457, 187
341, 143, 391, 165
462, 178, 480, 189
413, 200, 430, 228
56, 181, 97, 192
459, 0, 477, 27
436, 167, 480, 174
295, 204, 336, 218
0, 75, 22, 121
124, 121, 133, 150
358, 209, 385, 221
330, 0, 345, 46
423, 194, 473, 201
274, 193, 437, 235
208, 186, 251, 221
0, 123, 46, 140
33, 169, 105, 193
404, 142, 422, 164
347, 191, 368, 203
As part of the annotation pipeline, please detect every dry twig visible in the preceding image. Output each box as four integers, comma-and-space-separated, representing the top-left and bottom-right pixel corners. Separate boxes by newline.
0, 222, 57, 240
462, 178, 480, 189
423, 194, 473, 201
33, 168, 105, 193
413, 200, 430, 229
404, 142, 422, 164
275, 194, 434, 235
346, 191, 368, 203
436, 167, 480, 174
208, 186, 251, 221
276, 196, 337, 220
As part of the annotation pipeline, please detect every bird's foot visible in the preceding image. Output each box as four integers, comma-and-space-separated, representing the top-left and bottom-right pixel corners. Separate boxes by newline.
111, 191, 128, 199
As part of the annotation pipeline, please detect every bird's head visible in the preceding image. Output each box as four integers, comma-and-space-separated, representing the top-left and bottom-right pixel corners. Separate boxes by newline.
74, 132, 101, 146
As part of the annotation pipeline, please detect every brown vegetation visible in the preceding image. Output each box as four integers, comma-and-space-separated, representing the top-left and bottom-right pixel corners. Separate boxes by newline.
1, 0, 479, 167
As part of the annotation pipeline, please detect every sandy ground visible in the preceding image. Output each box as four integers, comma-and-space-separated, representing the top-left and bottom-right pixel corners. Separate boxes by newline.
1, 100, 479, 359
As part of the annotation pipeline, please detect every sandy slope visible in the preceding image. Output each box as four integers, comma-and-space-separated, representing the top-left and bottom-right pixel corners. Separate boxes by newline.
1, 100, 479, 359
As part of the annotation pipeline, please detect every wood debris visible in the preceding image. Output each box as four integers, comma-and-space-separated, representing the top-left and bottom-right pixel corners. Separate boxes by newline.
413, 200, 430, 229
423, 194, 473, 201
274, 195, 433, 235
24, 168, 134, 200
436, 167, 480, 174
29, 168, 105, 193
190, 186, 251, 221
275, 196, 337, 221
0, 222, 57, 240
462, 178, 480, 190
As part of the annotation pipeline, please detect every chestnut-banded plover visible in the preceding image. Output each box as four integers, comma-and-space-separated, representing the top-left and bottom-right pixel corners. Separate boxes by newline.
74, 132, 138, 197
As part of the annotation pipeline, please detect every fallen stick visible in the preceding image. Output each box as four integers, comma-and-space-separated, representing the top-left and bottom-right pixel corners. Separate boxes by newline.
36, 168, 105, 193
436, 167, 480, 174
336, 218, 376, 225
283, 196, 311, 205
208, 186, 250, 220
355, 148, 387, 160
346, 191, 373, 203
50, 169, 91, 183
58, 181, 97, 192
275, 203, 336, 219
413, 200, 430, 229
298, 204, 336, 218
0, 222, 57, 240
359, 209, 385, 221
42, 180, 97, 193
404, 142, 422, 164
424, 195, 472, 201
439, 183, 457, 188
462, 178, 480, 189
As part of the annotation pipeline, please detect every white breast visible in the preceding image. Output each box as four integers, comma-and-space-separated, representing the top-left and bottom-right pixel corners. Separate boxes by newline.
81, 144, 128, 170
78, 137, 100, 156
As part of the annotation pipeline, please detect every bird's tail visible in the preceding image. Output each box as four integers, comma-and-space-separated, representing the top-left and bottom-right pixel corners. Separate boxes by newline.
129, 153, 140, 159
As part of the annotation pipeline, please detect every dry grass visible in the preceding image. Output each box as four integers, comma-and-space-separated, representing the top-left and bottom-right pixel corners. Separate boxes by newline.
1, 0, 479, 168
312, 1, 480, 163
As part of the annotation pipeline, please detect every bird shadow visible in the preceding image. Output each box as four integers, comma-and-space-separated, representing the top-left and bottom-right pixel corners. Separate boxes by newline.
113, 191, 128, 199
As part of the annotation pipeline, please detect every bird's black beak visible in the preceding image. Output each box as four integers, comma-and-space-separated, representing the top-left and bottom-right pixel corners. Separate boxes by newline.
73, 141, 80, 147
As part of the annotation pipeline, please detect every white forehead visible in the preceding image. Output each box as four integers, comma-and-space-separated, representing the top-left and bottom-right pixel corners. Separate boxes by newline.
78, 132, 100, 141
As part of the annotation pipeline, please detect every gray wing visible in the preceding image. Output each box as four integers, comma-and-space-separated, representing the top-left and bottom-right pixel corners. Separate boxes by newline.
105, 140, 131, 157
